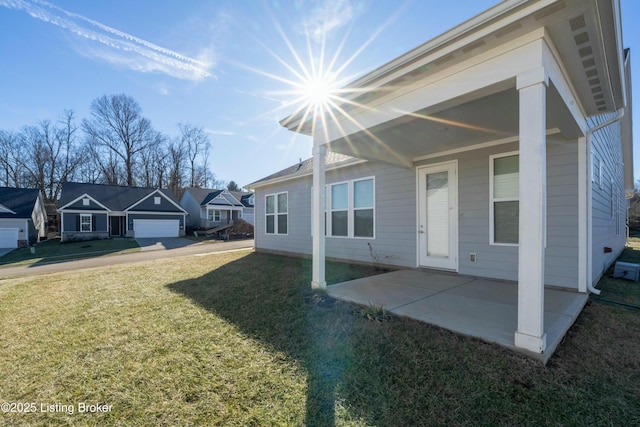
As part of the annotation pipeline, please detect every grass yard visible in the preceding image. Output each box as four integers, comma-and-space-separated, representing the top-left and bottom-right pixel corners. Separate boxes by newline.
0, 250, 639, 426
0, 238, 140, 268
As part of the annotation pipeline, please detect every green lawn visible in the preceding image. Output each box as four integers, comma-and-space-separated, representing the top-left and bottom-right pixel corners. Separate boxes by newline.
0, 251, 638, 426
0, 237, 140, 267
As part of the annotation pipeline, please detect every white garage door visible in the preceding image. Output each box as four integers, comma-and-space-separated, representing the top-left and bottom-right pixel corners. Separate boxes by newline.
0, 228, 19, 248
133, 219, 179, 238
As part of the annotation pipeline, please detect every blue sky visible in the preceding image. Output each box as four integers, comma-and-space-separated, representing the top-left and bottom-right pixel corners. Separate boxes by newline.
0, 0, 638, 188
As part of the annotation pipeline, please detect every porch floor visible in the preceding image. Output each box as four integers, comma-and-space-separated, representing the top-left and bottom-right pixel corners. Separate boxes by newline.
327, 269, 588, 363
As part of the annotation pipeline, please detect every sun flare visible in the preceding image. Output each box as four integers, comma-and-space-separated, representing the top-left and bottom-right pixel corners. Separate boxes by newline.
299, 73, 338, 112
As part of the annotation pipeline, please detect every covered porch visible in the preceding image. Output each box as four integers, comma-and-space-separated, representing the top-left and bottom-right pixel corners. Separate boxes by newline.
279, 1, 626, 359
328, 269, 588, 364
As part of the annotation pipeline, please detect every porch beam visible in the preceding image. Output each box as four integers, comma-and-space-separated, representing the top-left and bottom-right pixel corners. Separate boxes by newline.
514, 67, 548, 354
311, 142, 327, 289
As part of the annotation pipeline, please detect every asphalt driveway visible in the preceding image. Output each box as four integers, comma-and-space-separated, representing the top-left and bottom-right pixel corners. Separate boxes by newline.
135, 237, 196, 251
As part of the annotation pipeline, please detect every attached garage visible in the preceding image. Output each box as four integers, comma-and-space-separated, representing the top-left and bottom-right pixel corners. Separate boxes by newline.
133, 219, 180, 238
0, 228, 19, 248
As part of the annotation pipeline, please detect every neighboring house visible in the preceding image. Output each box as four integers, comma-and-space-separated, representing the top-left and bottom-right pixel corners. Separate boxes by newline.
249, 0, 633, 357
58, 182, 187, 241
180, 188, 253, 229
0, 187, 47, 248
231, 191, 255, 225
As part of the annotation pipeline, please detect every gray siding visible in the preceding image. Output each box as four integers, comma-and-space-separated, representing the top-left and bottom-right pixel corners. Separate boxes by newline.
61, 212, 109, 241
589, 113, 627, 282
65, 198, 108, 211
131, 194, 184, 212
180, 192, 202, 228
62, 212, 108, 232
256, 138, 580, 288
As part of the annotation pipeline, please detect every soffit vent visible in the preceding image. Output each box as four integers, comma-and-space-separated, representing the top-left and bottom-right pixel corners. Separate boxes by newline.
569, 14, 608, 112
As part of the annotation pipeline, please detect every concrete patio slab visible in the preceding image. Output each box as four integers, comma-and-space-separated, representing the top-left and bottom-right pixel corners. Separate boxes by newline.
328, 269, 588, 363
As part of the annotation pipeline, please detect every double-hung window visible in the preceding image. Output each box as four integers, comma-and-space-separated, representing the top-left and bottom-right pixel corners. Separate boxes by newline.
208, 210, 221, 222
266, 192, 287, 234
330, 183, 348, 236
490, 153, 519, 245
326, 177, 375, 238
80, 214, 92, 232
353, 178, 374, 237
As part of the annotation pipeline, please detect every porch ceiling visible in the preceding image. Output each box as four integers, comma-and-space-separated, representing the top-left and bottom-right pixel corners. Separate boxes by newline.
283, 0, 625, 149
327, 82, 579, 166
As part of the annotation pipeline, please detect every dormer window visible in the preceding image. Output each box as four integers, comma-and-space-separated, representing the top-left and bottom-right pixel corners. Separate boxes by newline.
82, 198, 90, 206
154, 196, 161, 205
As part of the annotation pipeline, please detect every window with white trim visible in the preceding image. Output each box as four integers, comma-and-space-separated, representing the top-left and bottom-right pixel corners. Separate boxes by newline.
154, 196, 161, 205
490, 153, 519, 245
208, 210, 221, 222
330, 183, 348, 237
80, 214, 92, 232
266, 192, 287, 234
324, 177, 375, 238
82, 198, 90, 206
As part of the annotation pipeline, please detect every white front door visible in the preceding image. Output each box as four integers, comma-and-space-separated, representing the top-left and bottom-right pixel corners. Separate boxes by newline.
417, 161, 458, 270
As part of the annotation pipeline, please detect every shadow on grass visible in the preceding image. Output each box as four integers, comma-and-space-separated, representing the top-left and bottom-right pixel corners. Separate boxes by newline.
0, 238, 140, 269
166, 250, 640, 425
165, 252, 572, 426
167, 252, 378, 425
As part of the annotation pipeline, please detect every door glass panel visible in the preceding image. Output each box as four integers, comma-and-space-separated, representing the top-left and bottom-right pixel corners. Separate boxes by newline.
426, 172, 449, 258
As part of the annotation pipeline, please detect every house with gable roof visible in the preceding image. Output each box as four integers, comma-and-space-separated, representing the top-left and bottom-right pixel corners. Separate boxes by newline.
181, 187, 253, 230
249, 0, 634, 361
58, 182, 187, 241
0, 187, 47, 248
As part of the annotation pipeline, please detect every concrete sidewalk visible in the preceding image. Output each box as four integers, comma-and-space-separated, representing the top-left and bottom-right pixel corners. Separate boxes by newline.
0, 239, 254, 279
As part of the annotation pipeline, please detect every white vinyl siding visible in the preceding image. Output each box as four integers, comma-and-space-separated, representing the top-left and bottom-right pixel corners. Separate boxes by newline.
490, 152, 519, 245
589, 112, 626, 283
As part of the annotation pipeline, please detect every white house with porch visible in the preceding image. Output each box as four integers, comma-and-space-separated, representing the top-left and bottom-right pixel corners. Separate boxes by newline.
249, 0, 633, 361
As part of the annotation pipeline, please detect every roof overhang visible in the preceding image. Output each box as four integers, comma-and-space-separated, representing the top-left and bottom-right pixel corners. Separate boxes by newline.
58, 193, 110, 212
280, 0, 628, 146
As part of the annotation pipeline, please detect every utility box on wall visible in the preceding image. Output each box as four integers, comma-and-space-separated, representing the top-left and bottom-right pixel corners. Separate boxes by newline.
613, 262, 640, 281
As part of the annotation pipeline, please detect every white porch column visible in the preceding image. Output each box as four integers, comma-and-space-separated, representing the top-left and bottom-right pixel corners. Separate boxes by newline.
311, 142, 327, 289
515, 67, 548, 353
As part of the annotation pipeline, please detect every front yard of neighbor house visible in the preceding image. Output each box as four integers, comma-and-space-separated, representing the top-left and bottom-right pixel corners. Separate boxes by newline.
0, 249, 639, 426
0, 237, 140, 268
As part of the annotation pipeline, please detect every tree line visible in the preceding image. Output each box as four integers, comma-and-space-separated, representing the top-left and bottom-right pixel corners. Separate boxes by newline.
0, 94, 230, 204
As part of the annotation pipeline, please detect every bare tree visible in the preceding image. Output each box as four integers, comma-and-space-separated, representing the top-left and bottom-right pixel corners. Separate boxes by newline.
138, 131, 168, 188
16, 123, 49, 195
179, 123, 211, 188
50, 110, 83, 201
0, 130, 24, 187
167, 140, 187, 195
82, 94, 156, 186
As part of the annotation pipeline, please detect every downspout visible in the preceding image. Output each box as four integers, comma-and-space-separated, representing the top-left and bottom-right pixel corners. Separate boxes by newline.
585, 108, 625, 295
